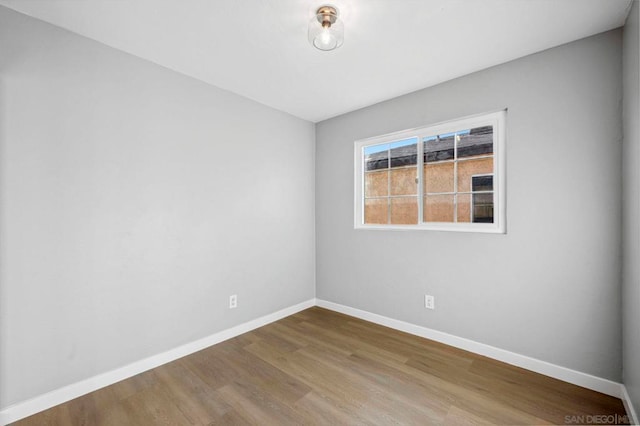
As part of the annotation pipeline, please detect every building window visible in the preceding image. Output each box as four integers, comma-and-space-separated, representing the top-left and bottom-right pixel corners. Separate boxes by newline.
354, 110, 506, 233
471, 175, 494, 223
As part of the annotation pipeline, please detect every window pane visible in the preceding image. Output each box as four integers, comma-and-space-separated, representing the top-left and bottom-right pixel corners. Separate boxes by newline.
390, 168, 417, 196
390, 197, 418, 224
472, 175, 494, 192
457, 126, 493, 159
472, 193, 494, 223
364, 198, 388, 224
424, 162, 454, 193
424, 134, 454, 163
457, 193, 471, 223
365, 170, 388, 198
390, 138, 418, 168
457, 158, 493, 192
424, 194, 454, 222
364, 144, 389, 171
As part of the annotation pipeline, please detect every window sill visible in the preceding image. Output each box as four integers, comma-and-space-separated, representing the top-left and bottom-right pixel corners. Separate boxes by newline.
354, 223, 506, 234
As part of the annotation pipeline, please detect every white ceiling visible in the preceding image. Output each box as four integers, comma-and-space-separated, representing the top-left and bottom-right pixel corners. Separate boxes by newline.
0, 0, 632, 122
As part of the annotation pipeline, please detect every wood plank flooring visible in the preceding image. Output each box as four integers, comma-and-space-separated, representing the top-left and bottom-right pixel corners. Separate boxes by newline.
13, 307, 629, 425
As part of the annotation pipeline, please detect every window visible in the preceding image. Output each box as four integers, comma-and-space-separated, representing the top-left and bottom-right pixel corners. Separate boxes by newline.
354, 110, 506, 233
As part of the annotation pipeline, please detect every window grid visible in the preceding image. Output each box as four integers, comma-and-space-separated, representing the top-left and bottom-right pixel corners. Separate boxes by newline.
423, 131, 492, 224
453, 132, 459, 223
364, 134, 494, 224
355, 110, 506, 233
363, 140, 419, 225
386, 146, 390, 224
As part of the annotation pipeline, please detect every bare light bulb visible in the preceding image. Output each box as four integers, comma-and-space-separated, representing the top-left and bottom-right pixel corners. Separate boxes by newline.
308, 5, 344, 51
315, 28, 337, 50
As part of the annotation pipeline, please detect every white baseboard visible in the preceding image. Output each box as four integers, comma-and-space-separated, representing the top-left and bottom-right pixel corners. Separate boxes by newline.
622, 385, 639, 425
1, 298, 632, 425
316, 299, 623, 399
0, 298, 316, 426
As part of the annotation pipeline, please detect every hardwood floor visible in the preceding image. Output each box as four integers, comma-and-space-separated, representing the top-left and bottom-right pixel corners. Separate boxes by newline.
13, 307, 629, 425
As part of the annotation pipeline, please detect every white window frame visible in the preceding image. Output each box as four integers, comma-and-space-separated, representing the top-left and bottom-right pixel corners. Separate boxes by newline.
354, 110, 506, 233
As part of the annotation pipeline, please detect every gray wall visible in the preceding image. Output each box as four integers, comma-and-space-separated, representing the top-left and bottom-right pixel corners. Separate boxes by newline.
0, 6, 315, 409
0, 1, 631, 413
316, 30, 623, 381
623, 0, 640, 414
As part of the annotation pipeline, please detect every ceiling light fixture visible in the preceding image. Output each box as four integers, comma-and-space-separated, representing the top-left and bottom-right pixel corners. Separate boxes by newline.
308, 5, 344, 51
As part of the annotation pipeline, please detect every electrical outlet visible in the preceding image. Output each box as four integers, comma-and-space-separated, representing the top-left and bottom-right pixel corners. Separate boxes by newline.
229, 294, 237, 309
425, 294, 435, 310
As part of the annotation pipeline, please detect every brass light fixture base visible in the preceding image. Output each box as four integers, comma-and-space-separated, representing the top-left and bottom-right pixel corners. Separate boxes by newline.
316, 5, 338, 28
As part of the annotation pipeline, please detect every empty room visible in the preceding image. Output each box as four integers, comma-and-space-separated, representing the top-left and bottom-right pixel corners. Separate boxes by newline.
1, 0, 639, 424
